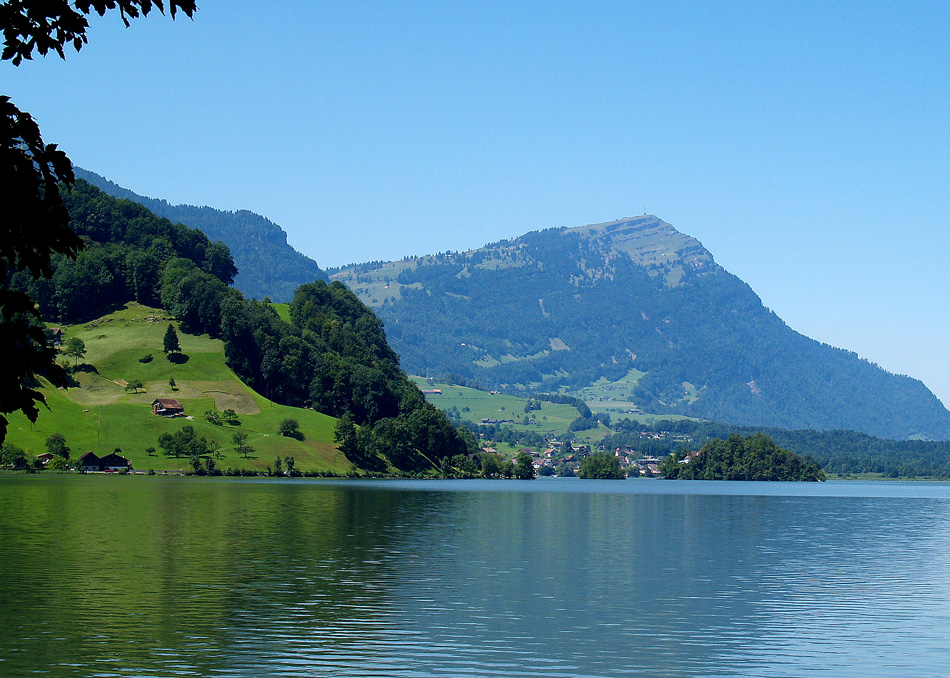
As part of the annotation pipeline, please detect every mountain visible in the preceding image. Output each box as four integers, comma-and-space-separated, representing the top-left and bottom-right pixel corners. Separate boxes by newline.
74, 168, 327, 302
329, 215, 950, 440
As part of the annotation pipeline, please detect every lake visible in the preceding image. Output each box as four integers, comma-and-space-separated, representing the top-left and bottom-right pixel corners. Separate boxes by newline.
1, 476, 949, 677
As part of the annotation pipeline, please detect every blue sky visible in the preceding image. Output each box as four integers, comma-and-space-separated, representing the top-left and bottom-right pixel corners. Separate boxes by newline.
6, 1, 950, 407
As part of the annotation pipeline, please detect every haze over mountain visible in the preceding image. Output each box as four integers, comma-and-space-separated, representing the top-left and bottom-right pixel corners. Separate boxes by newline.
331, 216, 950, 441
75, 168, 327, 302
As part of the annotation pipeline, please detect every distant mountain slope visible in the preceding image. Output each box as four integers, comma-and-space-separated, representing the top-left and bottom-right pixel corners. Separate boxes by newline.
330, 216, 950, 440
75, 168, 327, 301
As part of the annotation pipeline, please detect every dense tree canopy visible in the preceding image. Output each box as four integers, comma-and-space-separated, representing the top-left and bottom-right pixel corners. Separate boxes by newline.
216, 280, 477, 470
9, 180, 238, 324
598, 417, 950, 479
578, 453, 625, 479
76, 167, 327, 302
659, 433, 825, 481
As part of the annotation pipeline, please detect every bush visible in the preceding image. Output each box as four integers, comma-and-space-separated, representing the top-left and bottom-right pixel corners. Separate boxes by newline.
278, 418, 304, 440
139, 354, 153, 363
514, 451, 536, 479
46, 455, 69, 471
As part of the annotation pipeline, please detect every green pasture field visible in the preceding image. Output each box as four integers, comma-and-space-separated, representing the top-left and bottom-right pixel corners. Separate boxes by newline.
585, 404, 696, 426
6, 303, 348, 474
573, 367, 698, 425
411, 378, 580, 435
330, 260, 419, 307
574, 367, 646, 404
271, 302, 291, 324
409, 377, 685, 443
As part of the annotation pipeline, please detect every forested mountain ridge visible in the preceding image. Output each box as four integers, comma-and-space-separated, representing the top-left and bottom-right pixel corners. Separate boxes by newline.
75, 168, 327, 302
330, 216, 950, 441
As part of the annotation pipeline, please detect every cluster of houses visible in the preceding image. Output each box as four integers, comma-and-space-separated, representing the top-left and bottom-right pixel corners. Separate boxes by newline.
31, 450, 132, 472
28, 398, 189, 472
77, 451, 132, 472
476, 439, 697, 477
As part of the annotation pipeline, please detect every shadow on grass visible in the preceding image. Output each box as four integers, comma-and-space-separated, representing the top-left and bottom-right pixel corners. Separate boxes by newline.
166, 352, 190, 365
346, 451, 387, 473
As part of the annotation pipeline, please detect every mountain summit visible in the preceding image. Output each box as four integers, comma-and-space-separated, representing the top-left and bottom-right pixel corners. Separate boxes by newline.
331, 216, 950, 440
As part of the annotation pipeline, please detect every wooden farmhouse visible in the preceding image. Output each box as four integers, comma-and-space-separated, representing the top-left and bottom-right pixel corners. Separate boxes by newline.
152, 398, 184, 417
78, 451, 132, 472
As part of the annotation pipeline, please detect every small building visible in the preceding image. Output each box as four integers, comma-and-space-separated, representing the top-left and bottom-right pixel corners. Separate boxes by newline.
78, 451, 100, 470
78, 451, 131, 472
34, 452, 55, 466
152, 398, 184, 416
46, 328, 64, 346
99, 452, 132, 472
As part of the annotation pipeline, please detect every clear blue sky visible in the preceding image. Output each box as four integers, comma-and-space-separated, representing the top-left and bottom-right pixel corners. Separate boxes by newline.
6, 1, 950, 407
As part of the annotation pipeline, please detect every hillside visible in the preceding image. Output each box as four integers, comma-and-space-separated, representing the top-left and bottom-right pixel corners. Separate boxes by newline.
74, 168, 327, 302
331, 216, 950, 441
3, 304, 348, 473
5, 180, 474, 472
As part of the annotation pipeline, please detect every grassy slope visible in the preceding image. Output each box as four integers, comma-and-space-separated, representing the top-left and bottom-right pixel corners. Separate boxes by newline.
271, 302, 291, 324
411, 376, 699, 452
7, 303, 349, 473
411, 377, 578, 435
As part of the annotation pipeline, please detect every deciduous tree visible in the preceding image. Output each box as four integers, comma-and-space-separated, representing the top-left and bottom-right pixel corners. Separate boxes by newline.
63, 336, 86, 366
278, 418, 303, 440
514, 451, 536, 480
45, 432, 69, 459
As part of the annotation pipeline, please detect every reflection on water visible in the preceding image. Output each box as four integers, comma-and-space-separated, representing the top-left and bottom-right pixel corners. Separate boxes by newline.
1, 477, 949, 677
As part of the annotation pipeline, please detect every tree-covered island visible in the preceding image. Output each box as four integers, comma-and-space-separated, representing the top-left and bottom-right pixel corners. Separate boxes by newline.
659, 433, 825, 481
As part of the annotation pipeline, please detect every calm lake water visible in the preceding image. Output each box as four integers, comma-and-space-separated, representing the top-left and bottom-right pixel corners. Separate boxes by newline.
2, 476, 949, 677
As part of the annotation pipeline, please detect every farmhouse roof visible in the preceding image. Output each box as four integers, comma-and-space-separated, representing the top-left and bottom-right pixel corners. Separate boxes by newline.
153, 398, 184, 409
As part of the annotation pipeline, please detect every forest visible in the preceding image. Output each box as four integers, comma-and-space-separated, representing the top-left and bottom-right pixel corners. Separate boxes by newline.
7, 177, 950, 478
75, 168, 328, 302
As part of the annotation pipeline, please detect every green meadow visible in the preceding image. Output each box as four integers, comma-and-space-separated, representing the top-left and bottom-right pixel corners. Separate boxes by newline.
271, 302, 292, 324
411, 377, 579, 435
410, 376, 697, 447
6, 303, 348, 473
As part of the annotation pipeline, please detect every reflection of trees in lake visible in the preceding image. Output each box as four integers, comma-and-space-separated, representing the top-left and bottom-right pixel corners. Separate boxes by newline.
0, 478, 415, 676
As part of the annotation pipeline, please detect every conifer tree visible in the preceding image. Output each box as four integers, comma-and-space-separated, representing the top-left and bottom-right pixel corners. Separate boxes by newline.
163, 324, 180, 354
